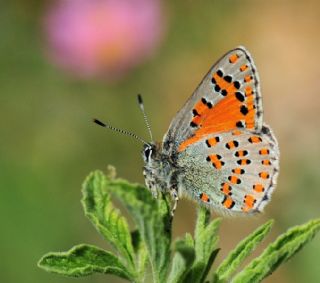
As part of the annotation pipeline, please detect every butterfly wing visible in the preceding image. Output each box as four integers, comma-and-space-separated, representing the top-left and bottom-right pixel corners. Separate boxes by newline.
162, 46, 279, 214
163, 46, 263, 154
177, 126, 279, 215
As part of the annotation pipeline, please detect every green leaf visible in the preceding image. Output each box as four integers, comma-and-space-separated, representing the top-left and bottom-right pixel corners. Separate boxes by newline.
168, 233, 195, 283
81, 171, 135, 272
38, 167, 320, 283
214, 220, 273, 282
131, 230, 148, 281
186, 207, 221, 283
232, 218, 320, 282
38, 244, 132, 280
103, 175, 172, 283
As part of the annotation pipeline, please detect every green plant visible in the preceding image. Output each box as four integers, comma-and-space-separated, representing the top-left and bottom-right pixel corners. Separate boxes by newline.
38, 168, 320, 283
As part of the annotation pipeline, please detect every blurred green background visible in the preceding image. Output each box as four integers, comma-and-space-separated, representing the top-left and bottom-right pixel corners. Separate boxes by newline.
1, 1, 320, 282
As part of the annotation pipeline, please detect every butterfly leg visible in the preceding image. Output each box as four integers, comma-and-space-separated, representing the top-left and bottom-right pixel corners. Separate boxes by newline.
150, 187, 158, 199
170, 188, 179, 218
169, 172, 179, 218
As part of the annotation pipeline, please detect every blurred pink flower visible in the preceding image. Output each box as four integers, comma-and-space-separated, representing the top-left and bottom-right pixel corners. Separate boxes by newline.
44, 0, 166, 80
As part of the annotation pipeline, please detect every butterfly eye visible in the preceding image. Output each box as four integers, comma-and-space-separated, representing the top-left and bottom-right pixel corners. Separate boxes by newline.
144, 147, 152, 161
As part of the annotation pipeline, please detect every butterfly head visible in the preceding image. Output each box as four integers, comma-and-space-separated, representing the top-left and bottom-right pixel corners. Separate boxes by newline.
142, 142, 171, 196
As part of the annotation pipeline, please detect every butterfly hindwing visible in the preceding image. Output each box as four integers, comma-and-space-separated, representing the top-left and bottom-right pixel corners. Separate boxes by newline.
163, 46, 263, 155
177, 125, 279, 215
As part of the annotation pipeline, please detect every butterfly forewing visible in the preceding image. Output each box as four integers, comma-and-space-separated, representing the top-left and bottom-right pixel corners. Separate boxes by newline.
163, 46, 263, 155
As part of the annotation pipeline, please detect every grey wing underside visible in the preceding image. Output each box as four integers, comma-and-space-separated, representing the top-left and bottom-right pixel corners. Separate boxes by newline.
176, 125, 279, 216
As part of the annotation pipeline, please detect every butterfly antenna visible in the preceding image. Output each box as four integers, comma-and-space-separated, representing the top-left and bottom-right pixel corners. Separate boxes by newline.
137, 94, 154, 142
93, 118, 148, 145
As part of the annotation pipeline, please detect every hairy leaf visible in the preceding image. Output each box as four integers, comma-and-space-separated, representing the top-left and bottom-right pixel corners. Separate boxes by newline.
214, 220, 273, 282
168, 233, 195, 283
232, 219, 320, 282
82, 171, 135, 272
103, 176, 172, 283
131, 230, 148, 281
186, 207, 221, 283
38, 168, 320, 283
38, 244, 132, 280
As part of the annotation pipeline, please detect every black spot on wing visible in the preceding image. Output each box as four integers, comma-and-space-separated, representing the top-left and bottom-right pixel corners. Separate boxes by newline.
235, 92, 245, 102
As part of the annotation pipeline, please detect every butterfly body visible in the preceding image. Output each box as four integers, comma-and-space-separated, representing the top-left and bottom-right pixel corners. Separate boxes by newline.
142, 142, 177, 198
142, 46, 279, 216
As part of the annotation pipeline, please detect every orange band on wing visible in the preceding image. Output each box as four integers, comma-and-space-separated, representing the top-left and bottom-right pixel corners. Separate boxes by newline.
178, 92, 255, 152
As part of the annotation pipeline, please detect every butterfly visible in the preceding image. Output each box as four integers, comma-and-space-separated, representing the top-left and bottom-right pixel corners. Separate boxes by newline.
94, 46, 280, 217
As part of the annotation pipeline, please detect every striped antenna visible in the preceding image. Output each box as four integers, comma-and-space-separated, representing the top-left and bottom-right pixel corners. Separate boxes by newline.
137, 94, 154, 142
93, 118, 148, 145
